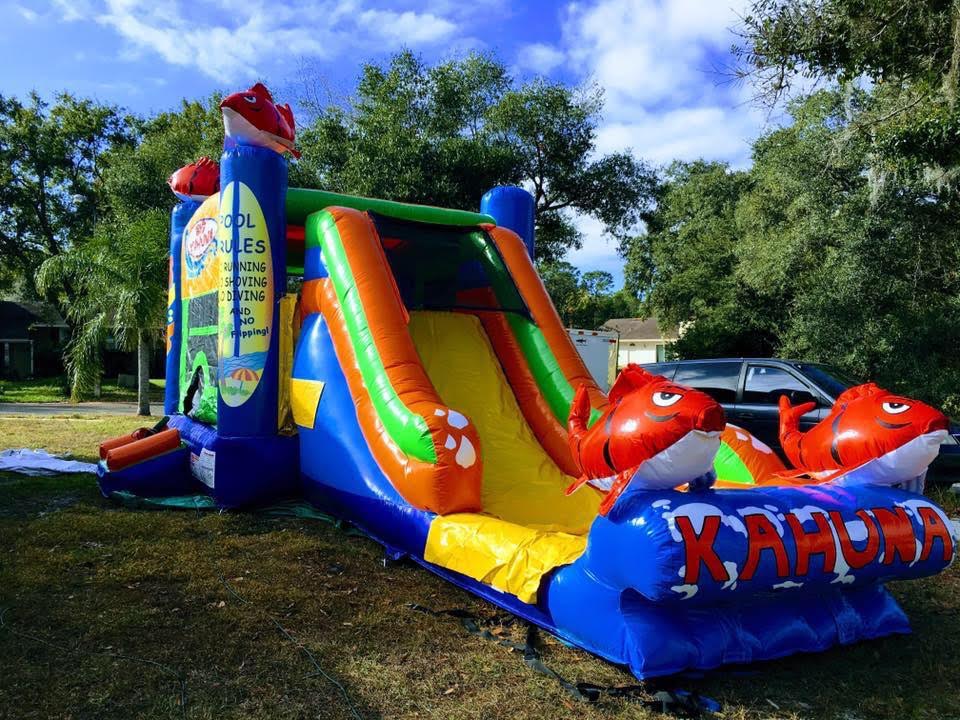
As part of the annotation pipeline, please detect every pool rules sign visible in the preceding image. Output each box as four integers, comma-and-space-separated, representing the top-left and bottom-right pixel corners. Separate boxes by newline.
217, 179, 273, 408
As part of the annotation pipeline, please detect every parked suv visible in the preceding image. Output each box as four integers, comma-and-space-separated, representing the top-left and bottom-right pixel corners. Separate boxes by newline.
639, 358, 960, 479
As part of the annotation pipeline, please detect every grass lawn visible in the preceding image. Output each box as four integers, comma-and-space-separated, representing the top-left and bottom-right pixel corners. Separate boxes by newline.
2, 415, 959, 719
0, 376, 165, 404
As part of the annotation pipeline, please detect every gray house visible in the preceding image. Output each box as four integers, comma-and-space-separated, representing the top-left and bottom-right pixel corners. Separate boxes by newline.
0, 301, 68, 378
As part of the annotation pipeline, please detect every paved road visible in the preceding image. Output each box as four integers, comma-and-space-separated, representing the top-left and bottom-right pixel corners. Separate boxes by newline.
0, 402, 164, 416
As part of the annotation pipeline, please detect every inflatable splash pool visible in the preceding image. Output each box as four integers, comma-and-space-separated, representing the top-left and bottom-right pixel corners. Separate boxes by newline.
97, 83, 958, 680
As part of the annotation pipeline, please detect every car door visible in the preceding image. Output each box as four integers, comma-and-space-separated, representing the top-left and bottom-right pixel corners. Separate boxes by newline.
733, 363, 825, 454
672, 361, 742, 421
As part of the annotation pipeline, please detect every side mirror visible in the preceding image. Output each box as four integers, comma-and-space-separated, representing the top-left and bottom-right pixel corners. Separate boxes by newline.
787, 389, 819, 407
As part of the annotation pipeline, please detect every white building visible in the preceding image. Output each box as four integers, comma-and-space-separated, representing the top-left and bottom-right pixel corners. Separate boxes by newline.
602, 317, 679, 369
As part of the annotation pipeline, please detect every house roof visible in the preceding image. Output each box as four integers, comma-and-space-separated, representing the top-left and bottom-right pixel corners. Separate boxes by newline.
0, 301, 66, 340
602, 316, 678, 341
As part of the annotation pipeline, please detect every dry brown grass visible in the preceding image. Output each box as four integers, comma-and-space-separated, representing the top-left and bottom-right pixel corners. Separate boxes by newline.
1, 416, 959, 719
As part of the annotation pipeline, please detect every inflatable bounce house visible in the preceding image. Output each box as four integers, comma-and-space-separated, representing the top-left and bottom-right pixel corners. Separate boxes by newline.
98, 83, 958, 680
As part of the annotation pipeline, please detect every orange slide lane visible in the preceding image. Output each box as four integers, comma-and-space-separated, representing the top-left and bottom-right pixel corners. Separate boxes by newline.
318, 279, 480, 513
484, 225, 609, 415
302, 207, 483, 515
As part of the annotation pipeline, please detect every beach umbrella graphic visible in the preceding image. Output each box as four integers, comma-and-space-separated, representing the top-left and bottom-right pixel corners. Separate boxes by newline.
229, 366, 260, 391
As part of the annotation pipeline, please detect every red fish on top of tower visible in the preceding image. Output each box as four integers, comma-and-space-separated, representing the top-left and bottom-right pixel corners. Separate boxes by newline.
220, 83, 300, 158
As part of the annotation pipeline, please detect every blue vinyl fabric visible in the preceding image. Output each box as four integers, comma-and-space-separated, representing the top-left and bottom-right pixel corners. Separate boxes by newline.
480, 185, 535, 257
96, 447, 199, 498
216, 145, 287, 438
170, 414, 300, 508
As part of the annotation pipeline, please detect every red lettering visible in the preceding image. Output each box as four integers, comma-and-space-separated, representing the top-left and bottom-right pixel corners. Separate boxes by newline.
740, 514, 789, 581
786, 512, 836, 576
873, 507, 916, 566
676, 514, 728, 584
918, 506, 955, 563
830, 510, 880, 569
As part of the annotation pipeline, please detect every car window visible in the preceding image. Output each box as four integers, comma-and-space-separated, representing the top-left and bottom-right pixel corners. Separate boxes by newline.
639, 362, 676, 379
793, 362, 855, 399
743, 365, 809, 405
673, 362, 740, 403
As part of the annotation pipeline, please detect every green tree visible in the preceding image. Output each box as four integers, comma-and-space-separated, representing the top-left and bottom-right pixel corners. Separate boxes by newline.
26, 96, 221, 409
738, 89, 960, 407
739, 0, 960, 184
101, 97, 222, 221
627, 161, 780, 358
37, 210, 169, 413
539, 260, 640, 329
297, 51, 656, 262
0, 92, 134, 297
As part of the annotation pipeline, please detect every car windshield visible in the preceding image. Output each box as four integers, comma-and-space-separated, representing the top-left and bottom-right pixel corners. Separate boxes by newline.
793, 362, 859, 399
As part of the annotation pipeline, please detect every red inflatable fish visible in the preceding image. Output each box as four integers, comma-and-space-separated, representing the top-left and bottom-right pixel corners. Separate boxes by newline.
779, 383, 948, 486
167, 157, 220, 202
220, 82, 300, 158
566, 365, 726, 515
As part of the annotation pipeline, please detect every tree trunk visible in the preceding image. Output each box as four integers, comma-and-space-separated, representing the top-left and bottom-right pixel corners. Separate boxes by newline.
137, 330, 151, 417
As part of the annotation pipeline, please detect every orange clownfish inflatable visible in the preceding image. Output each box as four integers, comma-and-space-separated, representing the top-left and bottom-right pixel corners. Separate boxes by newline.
566, 365, 726, 515
779, 383, 948, 486
220, 82, 300, 158
167, 156, 219, 202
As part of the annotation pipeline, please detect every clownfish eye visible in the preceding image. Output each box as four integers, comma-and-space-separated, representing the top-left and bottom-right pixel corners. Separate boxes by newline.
882, 401, 910, 415
653, 391, 682, 407
243, 95, 257, 104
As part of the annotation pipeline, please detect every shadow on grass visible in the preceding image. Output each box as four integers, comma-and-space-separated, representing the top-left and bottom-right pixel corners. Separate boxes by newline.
1, 471, 958, 719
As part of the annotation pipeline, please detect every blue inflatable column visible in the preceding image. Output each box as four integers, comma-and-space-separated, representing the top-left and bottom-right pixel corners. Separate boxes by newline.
216, 145, 288, 437
164, 200, 199, 415
481, 186, 536, 259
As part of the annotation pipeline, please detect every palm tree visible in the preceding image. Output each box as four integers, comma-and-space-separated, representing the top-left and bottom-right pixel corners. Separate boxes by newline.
37, 209, 168, 415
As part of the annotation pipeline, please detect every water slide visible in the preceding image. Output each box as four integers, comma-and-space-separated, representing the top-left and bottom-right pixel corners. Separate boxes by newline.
96, 83, 956, 678
292, 204, 606, 598
288, 204, 954, 678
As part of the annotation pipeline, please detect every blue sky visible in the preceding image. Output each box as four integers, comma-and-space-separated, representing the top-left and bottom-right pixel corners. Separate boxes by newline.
2, 0, 775, 285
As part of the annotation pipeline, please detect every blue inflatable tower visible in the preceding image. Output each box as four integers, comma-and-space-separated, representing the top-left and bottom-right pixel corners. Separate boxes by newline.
163, 200, 199, 415
481, 185, 536, 258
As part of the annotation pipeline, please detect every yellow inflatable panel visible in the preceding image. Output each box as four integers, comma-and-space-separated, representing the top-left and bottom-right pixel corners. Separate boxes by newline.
424, 514, 586, 603
277, 293, 299, 433
410, 311, 598, 604
408, 311, 599, 533
291, 378, 325, 430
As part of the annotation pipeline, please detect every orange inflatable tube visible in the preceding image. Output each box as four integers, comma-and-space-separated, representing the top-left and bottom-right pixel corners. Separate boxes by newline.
484, 225, 608, 414
99, 429, 152, 459
105, 429, 181, 472
317, 278, 482, 513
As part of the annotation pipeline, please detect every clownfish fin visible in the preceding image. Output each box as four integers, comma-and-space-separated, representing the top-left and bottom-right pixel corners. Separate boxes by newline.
249, 82, 274, 101
565, 475, 590, 496
277, 103, 296, 133
607, 363, 656, 404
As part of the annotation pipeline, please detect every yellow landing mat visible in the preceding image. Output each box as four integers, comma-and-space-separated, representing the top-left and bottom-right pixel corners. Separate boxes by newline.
408, 311, 598, 603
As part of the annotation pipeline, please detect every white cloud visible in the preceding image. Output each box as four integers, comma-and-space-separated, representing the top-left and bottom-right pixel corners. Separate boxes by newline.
61, 0, 463, 82
52, 0, 91, 21
357, 9, 457, 45
516, 42, 566, 75
558, 0, 770, 282
596, 106, 758, 168
15, 4, 38, 21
